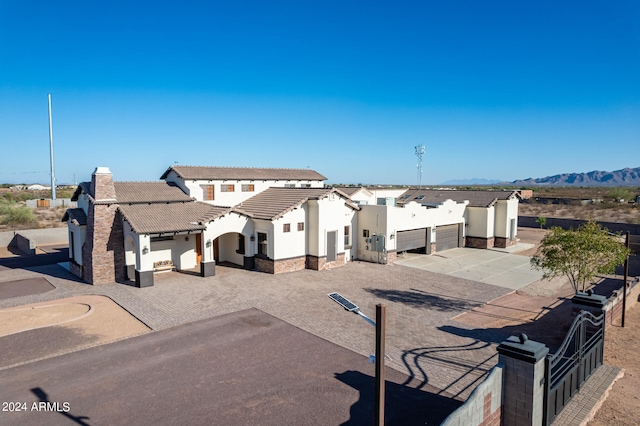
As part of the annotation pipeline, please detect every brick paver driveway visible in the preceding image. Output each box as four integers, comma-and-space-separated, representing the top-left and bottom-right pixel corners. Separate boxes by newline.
0, 259, 517, 401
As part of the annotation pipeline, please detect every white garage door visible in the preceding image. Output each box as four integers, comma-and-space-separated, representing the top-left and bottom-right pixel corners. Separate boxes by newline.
436, 224, 460, 252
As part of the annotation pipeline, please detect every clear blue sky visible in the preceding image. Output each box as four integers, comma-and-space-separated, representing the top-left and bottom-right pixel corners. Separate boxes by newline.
1, 1, 639, 185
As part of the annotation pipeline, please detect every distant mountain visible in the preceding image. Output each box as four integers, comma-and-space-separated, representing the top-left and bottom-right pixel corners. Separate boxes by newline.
507, 167, 640, 187
441, 178, 503, 185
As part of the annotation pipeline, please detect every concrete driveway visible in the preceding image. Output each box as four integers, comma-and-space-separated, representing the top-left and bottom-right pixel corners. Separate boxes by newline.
394, 248, 544, 290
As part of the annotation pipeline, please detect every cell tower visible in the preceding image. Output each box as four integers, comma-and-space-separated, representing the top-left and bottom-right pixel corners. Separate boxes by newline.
414, 145, 425, 188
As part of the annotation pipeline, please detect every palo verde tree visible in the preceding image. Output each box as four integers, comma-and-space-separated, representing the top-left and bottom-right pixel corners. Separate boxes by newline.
531, 221, 631, 294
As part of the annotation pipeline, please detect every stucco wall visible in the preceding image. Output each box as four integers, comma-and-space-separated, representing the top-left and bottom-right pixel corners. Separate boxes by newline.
273, 206, 308, 260
165, 171, 323, 206
357, 200, 467, 262
466, 207, 491, 238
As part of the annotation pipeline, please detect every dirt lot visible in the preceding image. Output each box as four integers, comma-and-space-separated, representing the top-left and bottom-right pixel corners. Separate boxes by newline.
519, 202, 640, 224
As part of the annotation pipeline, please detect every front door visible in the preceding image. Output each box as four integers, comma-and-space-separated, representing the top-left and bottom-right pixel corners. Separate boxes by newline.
327, 231, 337, 262
196, 233, 202, 264
213, 238, 220, 263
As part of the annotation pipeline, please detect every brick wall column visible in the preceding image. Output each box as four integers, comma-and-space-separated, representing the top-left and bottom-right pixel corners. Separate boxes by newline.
497, 334, 549, 426
82, 167, 125, 285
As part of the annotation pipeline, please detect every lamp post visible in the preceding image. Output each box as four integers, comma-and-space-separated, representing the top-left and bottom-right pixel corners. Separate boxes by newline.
328, 293, 387, 425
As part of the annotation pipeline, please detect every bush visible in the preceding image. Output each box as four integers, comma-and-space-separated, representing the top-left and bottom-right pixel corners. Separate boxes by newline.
0, 203, 38, 226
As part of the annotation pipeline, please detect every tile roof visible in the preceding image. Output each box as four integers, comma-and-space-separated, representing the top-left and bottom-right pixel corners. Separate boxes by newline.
160, 166, 327, 181
61, 208, 87, 226
118, 202, 213, 234
71, 181, 192, 204
235, 187, 358, 220
397, 189, 519, 208
333, 186, 367, 196
114, 182, 192, 204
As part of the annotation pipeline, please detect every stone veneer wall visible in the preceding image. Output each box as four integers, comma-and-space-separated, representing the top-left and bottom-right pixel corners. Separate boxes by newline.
81, 170, 126, 285
440, 365, 503, 426
254, 256, 274, 274
306, 253, 345, 271
494, 237, 516, 248
605, 280, 640, 327
466, 236, 495, 249
273, 256, 306, 274
386, 250, 397, 264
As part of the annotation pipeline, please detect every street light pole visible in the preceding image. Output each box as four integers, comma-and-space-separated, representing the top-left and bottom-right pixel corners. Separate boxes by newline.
375, 304, 386, 426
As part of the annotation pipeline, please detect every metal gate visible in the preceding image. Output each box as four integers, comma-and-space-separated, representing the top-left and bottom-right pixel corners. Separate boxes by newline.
435, 224, 459, 252
543, 310, 604, 425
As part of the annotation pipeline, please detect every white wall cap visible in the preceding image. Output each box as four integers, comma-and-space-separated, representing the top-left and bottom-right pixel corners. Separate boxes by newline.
93, 166, 112, 175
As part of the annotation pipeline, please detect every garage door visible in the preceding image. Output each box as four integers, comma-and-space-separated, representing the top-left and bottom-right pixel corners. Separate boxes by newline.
436, 224, 460, 252
397, 228, 427, 252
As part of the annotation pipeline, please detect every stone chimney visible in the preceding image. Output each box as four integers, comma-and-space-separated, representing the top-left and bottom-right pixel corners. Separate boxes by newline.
82, 167, 125, 284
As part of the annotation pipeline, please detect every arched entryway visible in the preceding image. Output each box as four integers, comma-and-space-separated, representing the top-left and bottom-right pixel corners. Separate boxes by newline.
213, 232, 249, 268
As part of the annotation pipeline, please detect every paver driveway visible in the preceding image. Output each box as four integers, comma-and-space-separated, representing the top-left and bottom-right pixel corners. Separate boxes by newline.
0, 258, 518, 406
394, 248, 544, 290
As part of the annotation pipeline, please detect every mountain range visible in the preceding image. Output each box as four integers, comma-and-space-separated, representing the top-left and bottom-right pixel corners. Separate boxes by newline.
443, 167, 640, 187
506, 167, 640, 187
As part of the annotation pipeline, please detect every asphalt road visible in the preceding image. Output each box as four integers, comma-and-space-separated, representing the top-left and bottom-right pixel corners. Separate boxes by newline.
0, 309, 460, 425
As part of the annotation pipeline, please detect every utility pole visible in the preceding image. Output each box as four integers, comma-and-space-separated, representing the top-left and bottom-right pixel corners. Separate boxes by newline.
48, 94, 56, 200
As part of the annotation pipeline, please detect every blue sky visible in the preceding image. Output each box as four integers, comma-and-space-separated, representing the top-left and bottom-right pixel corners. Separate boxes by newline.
1, 1, 639, 185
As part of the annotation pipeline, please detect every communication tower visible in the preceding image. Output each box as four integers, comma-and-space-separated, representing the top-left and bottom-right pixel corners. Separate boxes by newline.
414, 145, 425, 188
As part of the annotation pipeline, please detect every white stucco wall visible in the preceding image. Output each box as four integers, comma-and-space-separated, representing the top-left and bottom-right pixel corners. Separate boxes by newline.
253, 219, 274, 259
272, 206, 308, 259
165, 172, 324, 206
149, 236, 196, 270
77, 193, 89, 214
466, 206, 493, 238
307, 195, 357, 262
494, 198, 519, 239
357, 200, 467, 261
67, 223, 86, 265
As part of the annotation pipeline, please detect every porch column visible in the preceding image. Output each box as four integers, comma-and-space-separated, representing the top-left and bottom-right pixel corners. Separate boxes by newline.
200, 233, 215, 277
497, 334, 549, 426
135, 234, 154, 287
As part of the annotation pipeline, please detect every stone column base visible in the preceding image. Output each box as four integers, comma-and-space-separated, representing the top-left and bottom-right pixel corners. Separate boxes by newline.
201, 261, 216, 277
135, 270, 154, 288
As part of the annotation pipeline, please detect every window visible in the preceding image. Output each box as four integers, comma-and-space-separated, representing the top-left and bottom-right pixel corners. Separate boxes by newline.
283, 223, 290, 233
301, 184, 311, 188
221, 184, 235, 192
69, 230, 75, 262
151, 236, 174, 242
203, 185, 215, 201
363, 229, 370, 238
257, 232, 268, 256
297, 222, 304, 231
237, 234, 245, 254
284, 184, 296, 188
241, 184, 255, 192
344, 226, 351, 246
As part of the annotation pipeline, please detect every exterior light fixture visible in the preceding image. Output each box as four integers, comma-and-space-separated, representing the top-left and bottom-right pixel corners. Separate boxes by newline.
206, 239, 212, 248
142, 246, 149, 255
250, 235, 256, 242
185, 236, 189, 241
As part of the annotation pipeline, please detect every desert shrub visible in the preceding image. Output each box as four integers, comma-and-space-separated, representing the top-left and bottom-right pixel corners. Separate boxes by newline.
0, 203, 38, 226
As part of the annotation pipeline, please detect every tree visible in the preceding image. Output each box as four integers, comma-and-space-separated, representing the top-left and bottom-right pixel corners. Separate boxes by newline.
535, 216, 547, 228
531, 221, 631, 294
